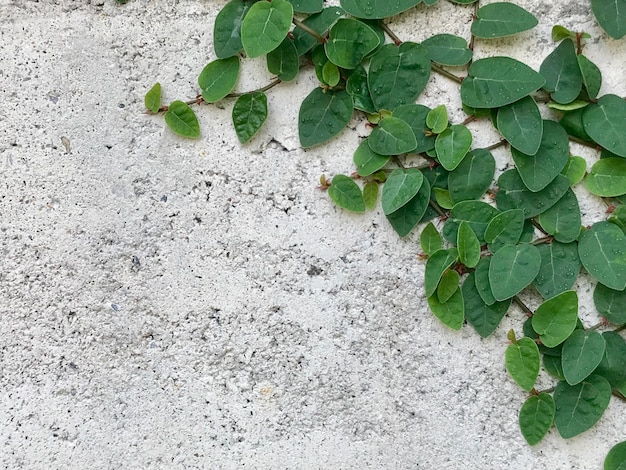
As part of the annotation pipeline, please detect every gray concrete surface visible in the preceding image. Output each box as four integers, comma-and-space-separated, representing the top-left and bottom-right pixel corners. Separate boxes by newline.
1, 0, 625, 468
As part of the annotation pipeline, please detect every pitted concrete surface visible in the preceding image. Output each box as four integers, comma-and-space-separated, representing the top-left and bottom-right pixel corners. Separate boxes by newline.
1, 1, 625, 468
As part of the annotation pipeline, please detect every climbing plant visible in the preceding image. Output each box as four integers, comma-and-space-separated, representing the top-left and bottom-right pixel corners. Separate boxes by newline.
141, 0, 626, 464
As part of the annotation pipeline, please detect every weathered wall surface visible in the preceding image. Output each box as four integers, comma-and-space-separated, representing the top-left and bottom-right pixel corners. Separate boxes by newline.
1, 1, 624, 468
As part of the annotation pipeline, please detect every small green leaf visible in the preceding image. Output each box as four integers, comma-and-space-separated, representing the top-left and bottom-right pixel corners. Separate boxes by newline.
484, 209, 525, 253
267, 37, 299, 82
609, 205, 626, 233
534, 242, 581, 300
462, 272, 510, 337
393, 104, 437, 153
594, 282, 626, 326
583, 94, 626, 158
327, 174, 365, 213
578, 221, 626, 291
427, 287, 464, 330
325, 19, 380, 69
369, 117, 418, 155
144, 82, 161, 114
471, 2, 538, 38
496, 170, 569, 218
437, 269, 460, 303
506, 336, 540, 391
339, 0, 421, 19
425, 248, 459, 298
213, 0, 253, 59
299, 88, 353, 148
591, 0, 626, 39
561, 156, 587, 186
287, 0, 322, 14
577, 55, 602, 100
461, 57, 545, 109
382, 168, 424, 215
547, 100, 590, 111
426, 105, 448, 134
562, 330, 606, 385
443, 200, 500, 244
554, 375, 612, 438
538, 189, 582, 243
595, 331, 626, 388
164, 101, 200, 138
363, 182, 379, 210
604, 441, 626, 470
489, 243, 541, 301
322, 61, 340, 87
552, 25, 576, 42
585, 158, 626, 197
435, 125, 472, 171
519, 393, 555, 446
457, 221, 480, 268
421, 34, 472, 66
497, 96, 542, 156
353, 139, 390, 176
474, 257, 497, 305
540, 39, 582, 104
293, 7, 345, 56
232, 92, 268, 143
241, 0, 293, 58
386, 177, 431, 237
433, 187, 454, 209
448, 149, 495, 204
420, 222, 443, 255
198, 56, 240, 103
532, 290, 578, 348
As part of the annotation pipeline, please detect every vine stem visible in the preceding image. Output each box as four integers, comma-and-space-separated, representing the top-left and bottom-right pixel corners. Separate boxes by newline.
569, 135, 599, 149
380, 22, 403, 45
467, 0, 479, 66
292, 17, 325, 43
485, 139, 508, 151
512, 296, 533, 316
530, 219, 550, 236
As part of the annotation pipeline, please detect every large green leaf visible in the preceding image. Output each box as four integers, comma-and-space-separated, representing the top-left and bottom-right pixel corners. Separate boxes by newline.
353, 139, 390, 176
267, 37, 299, 81
287, 0, 322, 13
506, 336, 540, 391
325, 19, 380, 69
198, 56, 240, 103
519, 393, 555, 446
382, 168, 424, 215
554, 375, 612, 439
537, 189, 582, 243
427, 288, 464, 330
578, 221, 626, 291
435, 124, 472, 171
591, 0, 626, 39
484, 209, 525, 253
241, 0, 293, 58
339, 0, 421, 19
533, 242, 581, 300
496, 170, 569, 218
532, 290, 578, 348
386, 178, 431, 237
369, 117, 418, 155
443, 200, 500, 244
489, 243, 541, 301
327, 175, 365, 213
424, 248, 458, 298
471, 2, 538, 38
585, 158, 626, 197
448, 149, 495, 204
368, 43, 431, 111
232, 92, 268, 143
421, 34, 472, 66
496, 96, 543, 155
539, 39, 582, 104
393, 104, 437, 153
298, 88, 353, 148
164, 101, 200, 138
605, 441, 626, 470
561, 330, 606, 385
461, 57, 545, 109
462, 272, 510, 337
293, 7, 345, 56
583, 94, 626, 158
213, 0, 253, 59
594, 282, 626, 325
595, 331, 626, 387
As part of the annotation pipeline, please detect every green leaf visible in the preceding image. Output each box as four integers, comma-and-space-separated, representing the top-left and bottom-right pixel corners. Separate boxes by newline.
489, 243, 541, 301
496, 170, 569, 218
609, 205, 626, 234
506, 336, 540, 391
585, 158, 626, 197
427, 287, 464, 330
267, 37, 299, 82
353, 139, 390, 176
287, 0, 322, 14
299, 88, 353, 148
462, 272, 510, 337
386, 177, 431, 237
325, 19, 380, 69
421, 34, 472, 66
544, 354, 566, 381
457, 221, 480, 268
339, 0, 421, 19
346, 65, 377, 113
382, 168, 424, 215
496, 96, 543, 155
461, 57, 545, 108
443, 200, 500, 244
594, 282, 626, 325
448, 149, 495, 204
577, 55, 602, 100
393, 104, 437, 153
484, 209, 525, 253
538, 189, 582, 243
435, 125, 472, 171
213, 0, 253, 59
547, 100, 590, 112
591, 0, 626, 39
595, 331, 626, 388
368, 43, 431, 112
578, 221, 626, 290
424, 248, 459, 298
562, 330, 606, 385
554, 375, 612, 439
144, 82, 161, 114
519, 393, 555, 446
369, 117, 418, 155
293, 7, 345, 56
471, 2, 538, 38
426, 105, 448, 134
532, 290, 578, 348
420, 222, 443, 255
437, 269, 460, 303
510, 120, 570, 192
232, 92, 268, 143
327, 175, 365, 213
164, 101, 200, 138
583, 94, 626, 158
433, 188, 454, 209
605, 441, 626, 470
322, 61, 340, 87
552, 25, 576, 42
241, 0, 293, 59
363, 182, 379, 210
540, 39, 582, 104
561, 156, 587, 186
534, 242, 581, 300
198, 56, 240, 103
474, 257, 497, 305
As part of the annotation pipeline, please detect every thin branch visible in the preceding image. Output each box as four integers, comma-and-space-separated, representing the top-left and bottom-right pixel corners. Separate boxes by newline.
530, 219, 550, 236
467, 0, 479, 66
613, 391, 626, 403
532, 236, 554, 246
429, 199, 447, 218
485, 139, 508, 151
569, 135, 599, 149
380, 22, 402, 45
432, 64, 464, 84
292, 17, 325, 43
513, 296, 534, 316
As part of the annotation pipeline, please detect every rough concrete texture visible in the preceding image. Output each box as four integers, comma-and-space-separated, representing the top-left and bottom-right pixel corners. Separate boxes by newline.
1, 0, 625, 468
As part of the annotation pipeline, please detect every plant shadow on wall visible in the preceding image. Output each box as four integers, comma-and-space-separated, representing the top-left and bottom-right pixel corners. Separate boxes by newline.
139, 0, 626, 465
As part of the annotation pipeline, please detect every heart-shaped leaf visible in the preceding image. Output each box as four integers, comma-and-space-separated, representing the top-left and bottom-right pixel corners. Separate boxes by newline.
382, 168, 424, 215
353, 139, 390, 176
299, 88, 353, 148
532, 290, 578, 348
437, 269, 460, 303
386, 177, 431, 237
232, 92, 268, 143
533, 242, 581, 300
241, 0, 293, 58
198, 56, 240, 103
540, 39, 582, 104
457, 221, 480, 268
484, 209, 525, 253
489, 243, 541, 301
420, 222, 443, 255
164, 101, 201, 138
506, 336, 540, 391
462, 272, 510, 337
561, 156, 587, 186
585, 158, 626, 197
369, 117, 418, 155
144, 82, 161, 114
448, 149, 495, 204
422, 33, 472, 66
426, 105, 449, 134
583, 94, 626, 158
474, 257, 497, 305
435, 124, 472, 170
578, 221, 626, 291
425, 248, 458, 298
427, 287, 464, 330
496, 170, 569, 218
325, 19, 380, 69
443, 200, 500, 244
267, 37, 299, 81
497, 96, 543, 155
346, 65, 377, 113
519, 393, 555, 446
471, 2, 538, 38
593, 282, 626, 326
393, 104, 437, 153
538, 189, 582, 243
561, 330, 606, 385
327, 174, 365, 213
213, 0, 254, 58
577, 54, 602, 99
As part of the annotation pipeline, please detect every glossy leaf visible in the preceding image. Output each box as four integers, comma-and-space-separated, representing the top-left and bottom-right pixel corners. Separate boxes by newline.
382, 168, 424, 215
322, 61, 340, 87
354, 139, 390, 176
489, 243, 541, 301
554, 374, 612, 439
471, 2, 538, 38
213, 0, 253, 59
583, 94, 626, 158
562, 330, 606, 385
287, 0, 322, 14
363, 182, 379, 210
368, 43, 431, 111
560, 107, 593, 143
293, 7, 345, 56
434, 188, 454, 209
339, 0, 421, 19
585, 158, 626, 197
540, 39, 582, 104
346, 65, 377, 113
427, 288, 464, 330
369, 117, 418, 155
424, 248, 459, 298
325, 19, 380, 69
561, 156, 587, 186
461, 57, 545, 109
497, 96, 543, 156
578, 221, 626, 291
164, 101, 200, 138
591, 0, 626, 39
544, 354, 566, 381
577, 54, 602, 100
421, 34, 472, 66
267, 37, 299, 82
484, 209, 525, 253
443, 200, 500, 244
532, 290, 578, 348
144, 82, 161, 114
463, 272, 510, 337
595, 331, 626, 387
437, 269, 460, 303
327, 175, 365, 213
474, 257, 497, 306
435, 125, 472, 171
496, 170, 569, 218
594, 282, 626, 325
426, 105, 448, 134
457, 221, 480, 268
538, 189, 582, 243
393, 104, 437, 153
241, 0, 293, 59
519, 393, 555, 446
534, 242, 581, 300
448, 149, 495, 204
420, 222, 443, 255
604, 441, 626, 470
386, 177, 431, 237
198, 56, 240, 103
299, 88, 353, 148
506, 336, 540, 391
232, 92, 268, 143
